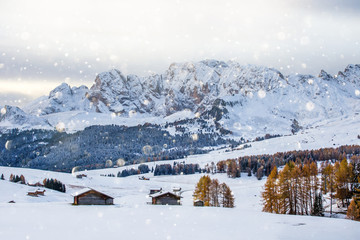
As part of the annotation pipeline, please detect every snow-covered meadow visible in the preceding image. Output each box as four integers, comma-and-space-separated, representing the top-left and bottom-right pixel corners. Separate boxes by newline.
1, 113, 360, 239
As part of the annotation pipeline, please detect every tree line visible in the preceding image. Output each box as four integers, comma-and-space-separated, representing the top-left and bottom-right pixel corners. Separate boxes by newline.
193, 175, 234, 208
262, 155, 360, 219
0, 123, 239, 172
216, 145, 360, 180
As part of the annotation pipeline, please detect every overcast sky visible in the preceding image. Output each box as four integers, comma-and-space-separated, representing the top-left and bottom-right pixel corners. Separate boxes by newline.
0, 0, 359, 107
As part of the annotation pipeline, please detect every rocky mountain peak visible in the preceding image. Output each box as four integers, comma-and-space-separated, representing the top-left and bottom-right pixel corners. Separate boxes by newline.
318, 70, 334, 81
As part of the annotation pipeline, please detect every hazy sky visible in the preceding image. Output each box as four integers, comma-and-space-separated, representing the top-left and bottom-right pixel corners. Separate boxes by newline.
0, 0, 359, 106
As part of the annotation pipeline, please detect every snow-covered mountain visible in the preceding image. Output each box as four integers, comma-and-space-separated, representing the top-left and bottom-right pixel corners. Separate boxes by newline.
0, 105, 51, 131
2, 60, 360, 138
24, 83, 95, 115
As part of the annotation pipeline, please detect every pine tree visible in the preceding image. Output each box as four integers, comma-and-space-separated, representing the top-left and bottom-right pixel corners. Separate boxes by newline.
322, 163, 336, 215
292, 164, 302, 215
220, 183, 235, 208
257, 166, 264, 180
193, 175, 212, 206
227, 160, 239, 178
278, 163, 293, 214
347, 198, 360, 221
335, 159, 351, 207
262, 166, 279, 213
209, 179, 220, 207
20, 175, 26, 184
311, 192, 324, 216
0, 174, 4, 180
309, 162, 319, 210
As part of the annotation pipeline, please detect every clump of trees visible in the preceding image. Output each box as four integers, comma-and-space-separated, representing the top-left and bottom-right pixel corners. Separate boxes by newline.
262, 156, 360, 218
117, 164, 150, 177
262, 162, 321, 215
193, 175, 234, 208
43, 178, 66, 193
9, 174, 26, 184
154, 162, 201, 176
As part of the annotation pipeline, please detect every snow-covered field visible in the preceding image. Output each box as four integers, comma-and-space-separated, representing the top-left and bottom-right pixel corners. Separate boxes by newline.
1, 114, 360, 240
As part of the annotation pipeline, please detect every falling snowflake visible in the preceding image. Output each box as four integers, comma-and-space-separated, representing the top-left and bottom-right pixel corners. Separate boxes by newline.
105, 160, 113, 168
257, 90, 266, 99
5, 140, 12, 150
56, 122, 66, 132
116, 158, 125, 167
306, 101, 315, 111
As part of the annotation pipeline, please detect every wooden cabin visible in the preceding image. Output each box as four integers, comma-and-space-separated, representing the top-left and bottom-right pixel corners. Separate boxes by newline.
73, 188, 113, 205
27, 191, 38, 197
27, 189, 46, 197
193, 199, 204, 207
36, 189, 46, 196
150, 191, 182, 205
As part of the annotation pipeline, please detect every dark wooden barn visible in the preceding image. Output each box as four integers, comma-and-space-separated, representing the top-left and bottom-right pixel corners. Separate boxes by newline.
193, 199, 204, 207
73, 189, 113, 205
150, 191, 182, 205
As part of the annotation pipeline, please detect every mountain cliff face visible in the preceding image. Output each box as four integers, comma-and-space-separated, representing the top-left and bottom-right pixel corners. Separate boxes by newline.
2, 60, 360, 138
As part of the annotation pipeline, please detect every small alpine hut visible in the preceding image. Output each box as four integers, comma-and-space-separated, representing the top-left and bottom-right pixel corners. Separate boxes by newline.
150, 191, 182, 205
73, 188, 114, 205
193, 199, 204, 207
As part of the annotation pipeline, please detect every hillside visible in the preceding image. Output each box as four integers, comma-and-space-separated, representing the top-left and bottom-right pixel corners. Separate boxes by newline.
1, 61, 359, 171
1, 119, 360, 240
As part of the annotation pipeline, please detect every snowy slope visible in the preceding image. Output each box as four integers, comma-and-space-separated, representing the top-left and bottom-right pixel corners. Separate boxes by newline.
1, 113, 360, 240
1, 172, 359, 240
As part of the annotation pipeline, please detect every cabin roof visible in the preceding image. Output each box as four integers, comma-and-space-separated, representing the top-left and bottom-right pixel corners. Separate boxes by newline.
149, 191, 182, 199
72, 188, 113, 199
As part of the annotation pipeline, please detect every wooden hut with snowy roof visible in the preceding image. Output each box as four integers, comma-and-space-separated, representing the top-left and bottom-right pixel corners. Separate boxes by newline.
149, 191, 182, 205
73, 188, 113, 205
193, 199, 204, 207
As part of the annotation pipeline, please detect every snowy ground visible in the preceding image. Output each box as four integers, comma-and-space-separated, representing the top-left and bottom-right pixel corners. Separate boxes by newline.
1, 169, 359, 240
1, 114, 360, 239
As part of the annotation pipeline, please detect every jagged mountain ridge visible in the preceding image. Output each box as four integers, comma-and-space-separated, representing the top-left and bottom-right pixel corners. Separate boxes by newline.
2, 60, 360, 138
24, 60, 290, 116
25, 60, 360, 116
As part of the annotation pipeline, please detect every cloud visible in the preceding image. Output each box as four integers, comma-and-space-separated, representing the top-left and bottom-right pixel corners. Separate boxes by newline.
294, 0, 360, 13
0, 0, 359, 107
0, 92, 36, 108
